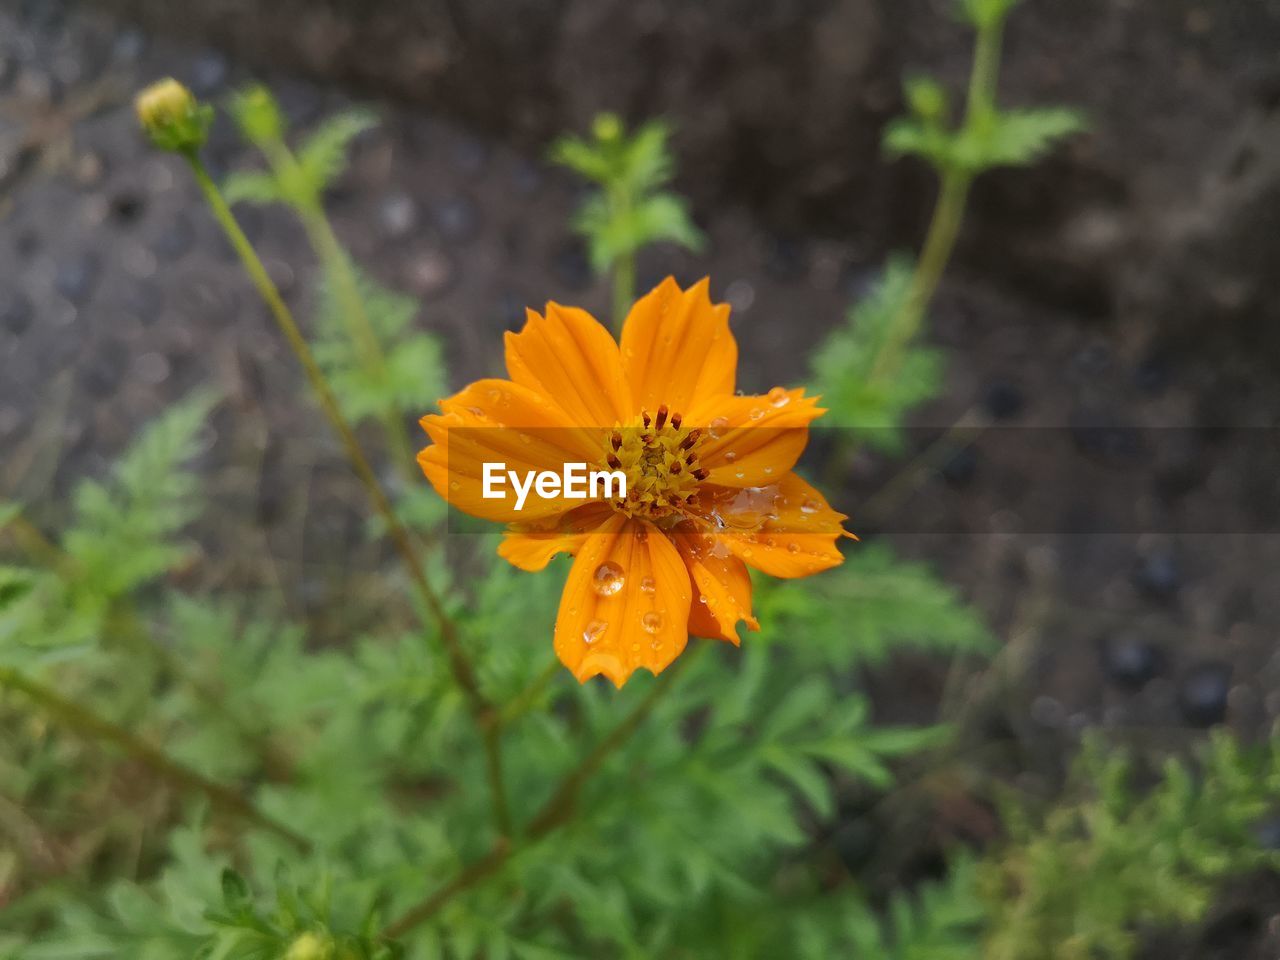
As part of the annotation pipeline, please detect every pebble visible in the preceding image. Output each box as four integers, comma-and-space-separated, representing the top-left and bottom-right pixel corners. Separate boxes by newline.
1178, 661, 1232, 727
378, 192, 419, 239
133, 351, 171, 385
1100, 635, 1163, 689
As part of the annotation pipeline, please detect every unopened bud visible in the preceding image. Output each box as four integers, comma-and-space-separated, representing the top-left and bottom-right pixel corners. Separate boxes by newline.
135, 78, 211, 153
284, 932, 334, 960
592, 112, 623, 144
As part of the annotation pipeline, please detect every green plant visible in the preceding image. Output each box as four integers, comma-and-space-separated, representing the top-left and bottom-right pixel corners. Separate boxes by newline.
980, 732, 1280, 960
550, 114, 704, 329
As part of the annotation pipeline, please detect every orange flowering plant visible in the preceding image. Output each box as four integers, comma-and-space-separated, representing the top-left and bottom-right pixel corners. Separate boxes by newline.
418, 277, 852, 686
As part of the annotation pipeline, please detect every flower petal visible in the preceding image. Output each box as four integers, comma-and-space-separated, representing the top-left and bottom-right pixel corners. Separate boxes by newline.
419, 378, 606, 522
672, 525, 759, 645
688, 388, 825, 488
497, 503, 614, 572
505, 303, 632, 426
620, 277, 736, 416
554, 517, 693, 687
715, 472, 850, 578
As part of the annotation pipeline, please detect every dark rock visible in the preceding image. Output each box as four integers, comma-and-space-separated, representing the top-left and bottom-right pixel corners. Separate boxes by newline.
982, 379, 1025, 420
1132, 549, 1181, 601
1100, 635, 1162, 689
110, 192, 145, 226
1178, 661, 1232, 727
939, 445, 977, 487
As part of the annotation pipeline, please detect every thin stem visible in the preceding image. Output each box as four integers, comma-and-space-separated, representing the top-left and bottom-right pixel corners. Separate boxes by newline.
868, 14, 1006, 384
499, 659, 562, 725
0, 667, 310, 851
184, 153, 509, 833
381, 651, 692, 941
260, 139, 419, 485
609, 185, 635, 334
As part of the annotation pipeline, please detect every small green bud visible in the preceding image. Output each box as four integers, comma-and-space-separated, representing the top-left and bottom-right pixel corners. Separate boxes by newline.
592, 112, 623, 144
284, 932, 334, 960
904, 76, 948, 125
135, 78, 212, 153
229, 85, 285, 146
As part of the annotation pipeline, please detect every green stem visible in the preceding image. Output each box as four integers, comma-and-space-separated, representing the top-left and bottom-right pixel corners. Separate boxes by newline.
184, 152, 509, 835
499, 659, 561, 725
609, 185, 636, 334
868, 14, 1005, 383
261, 139, 420, 486
0, 667, 310, 851
381, 650, 693, 941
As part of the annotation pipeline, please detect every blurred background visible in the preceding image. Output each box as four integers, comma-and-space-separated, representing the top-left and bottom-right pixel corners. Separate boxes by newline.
3, 0, 1280, 955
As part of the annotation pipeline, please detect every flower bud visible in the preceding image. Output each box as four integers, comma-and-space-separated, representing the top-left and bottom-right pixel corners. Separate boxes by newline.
284, 932, 334, 960
135, 78, 211, 153
592, 112, 623, 144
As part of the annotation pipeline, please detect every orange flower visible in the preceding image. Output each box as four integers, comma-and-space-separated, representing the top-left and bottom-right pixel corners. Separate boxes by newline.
418, 278, 851, 687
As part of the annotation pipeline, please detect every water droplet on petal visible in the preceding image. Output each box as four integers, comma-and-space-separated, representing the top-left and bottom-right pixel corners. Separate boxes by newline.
449, 480, 460, 491
583, 619, 608, 644
768, 387, 790, 407
709, 416, 730, 439
749, 407, 765, 421
592, 561, 626, 596
724, 450, 737, 463
641, 611, 662, 634
763, 466, 773, 475
639, 576, 656, 594
734, 470, 745, 479
787, 542, 801, 554
800, 498, 820, 514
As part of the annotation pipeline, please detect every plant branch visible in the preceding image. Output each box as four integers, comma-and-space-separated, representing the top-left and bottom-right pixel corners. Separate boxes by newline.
0, 667, 310, 851
868, 13, 1006, 383
184, 153, 509, 833
381, 651, 692, 941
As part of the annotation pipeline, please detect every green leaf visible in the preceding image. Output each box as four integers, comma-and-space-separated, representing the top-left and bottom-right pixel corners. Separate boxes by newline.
297, 109, 378, 194
957, 107, 1086, 170
220, 870, 251, 912
222, 170, 285, 206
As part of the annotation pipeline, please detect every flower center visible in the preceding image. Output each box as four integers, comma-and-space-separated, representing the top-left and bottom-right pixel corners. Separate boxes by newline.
604, 404, 708, 520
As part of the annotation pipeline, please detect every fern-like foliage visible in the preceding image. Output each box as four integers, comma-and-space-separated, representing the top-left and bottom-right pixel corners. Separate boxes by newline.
311, 268, 445, 425
809, 260, 945, 452
0, 390, 217, 656
550, 114, 704, 274
980, 732, 1280, 960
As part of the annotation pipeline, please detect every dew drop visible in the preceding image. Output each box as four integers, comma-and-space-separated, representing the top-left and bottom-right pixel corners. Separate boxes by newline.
768, 386, 790, 407
640, 576, 656, 594
709, 416, 730, 439
787, 542, 801, 554
800, 498, 820, 514
749, 407, 765, 421
466, 405, 484, 416
698, 594, 707, 604
449, 480, 460, 491
763, 466, 773, 475
635, 526, 648, 543
592, 561, 626, 596
734, 470, 745, 479
724, 450, 737, 463
583, 619, 608, 644
641, 611, 662, 634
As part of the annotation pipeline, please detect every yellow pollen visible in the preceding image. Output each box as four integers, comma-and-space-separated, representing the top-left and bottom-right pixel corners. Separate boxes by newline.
608, 408, 708, 520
